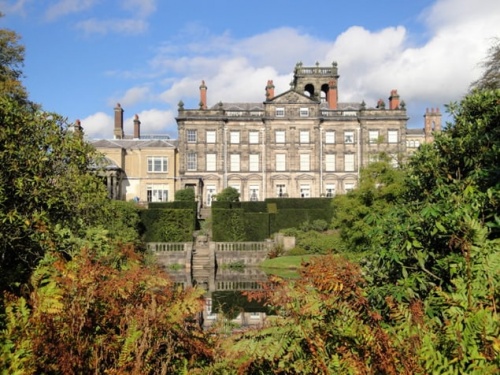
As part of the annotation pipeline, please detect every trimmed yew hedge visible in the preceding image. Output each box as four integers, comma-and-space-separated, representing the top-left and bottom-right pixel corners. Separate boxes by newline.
211, 198, 333, 241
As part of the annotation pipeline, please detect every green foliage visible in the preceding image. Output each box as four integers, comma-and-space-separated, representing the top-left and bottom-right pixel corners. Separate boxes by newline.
331, 154, 407, 253
174, 188, 195, 201
214, 186, 240, 202
0, 94, 110, 292
212, 209, 246, 242
140, 209, 194, 242
0, 17, 27, 101
104, 200, 143, 244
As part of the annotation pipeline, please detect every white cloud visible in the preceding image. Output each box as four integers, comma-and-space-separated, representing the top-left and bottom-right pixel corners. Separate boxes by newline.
123, 0, 156, 18
0, 0, 31, 16
75, 17, 148, 35
44, 0, 97, 21
123, 109, 176, 137
80, 111, 113, 139
109, 86, 151, 108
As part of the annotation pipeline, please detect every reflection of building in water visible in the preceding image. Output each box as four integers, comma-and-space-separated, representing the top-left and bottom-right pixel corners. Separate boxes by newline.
202, 296, 267, 330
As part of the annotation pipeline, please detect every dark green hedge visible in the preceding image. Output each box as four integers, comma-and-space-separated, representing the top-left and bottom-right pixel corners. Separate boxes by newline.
266, 198, 333, 210
141, 209, 195, 242
212, 208, 246, 242
211, 198, 334, 241
148, 201, 197, 210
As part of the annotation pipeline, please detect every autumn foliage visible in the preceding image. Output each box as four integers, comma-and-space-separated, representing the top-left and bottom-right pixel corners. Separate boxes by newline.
1, 234, 212, 374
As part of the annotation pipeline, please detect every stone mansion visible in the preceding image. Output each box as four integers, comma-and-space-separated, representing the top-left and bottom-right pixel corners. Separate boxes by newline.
91, 62, 441, 205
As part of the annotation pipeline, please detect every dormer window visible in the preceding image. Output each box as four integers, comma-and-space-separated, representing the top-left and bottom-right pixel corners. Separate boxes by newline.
275, 108, 285, 117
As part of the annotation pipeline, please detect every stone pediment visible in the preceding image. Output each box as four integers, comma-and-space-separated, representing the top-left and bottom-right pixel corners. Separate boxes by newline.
269, 90, 318, 105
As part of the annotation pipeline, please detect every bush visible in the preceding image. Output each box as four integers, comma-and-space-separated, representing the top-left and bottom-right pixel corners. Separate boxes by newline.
215, 187, 240, 202
175, 188, 195, 201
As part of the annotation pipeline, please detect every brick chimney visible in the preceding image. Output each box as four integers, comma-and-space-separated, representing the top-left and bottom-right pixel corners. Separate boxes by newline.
265, 80, 275, 100
133, 114, 141, 139
114, 103, 124, 139
327, 79, 338, 109
424, 107, 442, 143
389, 89, 400, 110
199, 80, 207, 110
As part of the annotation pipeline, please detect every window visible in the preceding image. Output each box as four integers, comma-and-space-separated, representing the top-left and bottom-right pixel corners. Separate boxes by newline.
300, 184, 310, 198
299, 108, 309, 117
249, 131, 259, 144
187, 153, 197, 171
249, 154, 259, 172
325, 184, 336, 198
230, 154, 240, 172
249, 185, 259, 201
275, 107, 285, 117
299, 131, 310, 144
300, 154, 310, 171
325, 154, 336, 171
276, 154, 286, 171
344, 182, 355, 193
230, 131, 240, 144
369, 130, 379, 144
276, 184, 286, 197
388, 130, 398, 143
275, 130, 285, 144
206, 153, 216, 171
344, 153, 355, 171
147, 185, 168, 202
344, 131, 354, 144
187, 129, 197, 143
147, 156, 167, 173
325, 131, 336, 144
206, 130, 216, 143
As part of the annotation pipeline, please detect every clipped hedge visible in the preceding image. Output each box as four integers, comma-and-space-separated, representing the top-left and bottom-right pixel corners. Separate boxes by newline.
148, 201, 197, 210
141, 208, 195, 242
211, 198, 334, 241
212, 208, 246, 242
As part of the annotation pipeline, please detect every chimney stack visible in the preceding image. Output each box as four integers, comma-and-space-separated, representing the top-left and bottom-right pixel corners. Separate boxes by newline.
327, 79, 338, 109
265, 80, 275, 100
133, 114, 141, 139
114, 103, 124, 139
424, 107, 442, 143
199, 80, 207, 110
389, 89, 400, 110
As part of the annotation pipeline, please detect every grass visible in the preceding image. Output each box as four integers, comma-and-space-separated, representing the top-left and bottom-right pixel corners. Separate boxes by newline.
260, 254, 318, 278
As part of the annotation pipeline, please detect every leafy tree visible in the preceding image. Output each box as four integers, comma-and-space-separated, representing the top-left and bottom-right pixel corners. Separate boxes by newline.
214, 186, 240, 202
471, 38, 500, 90
0, 14, 27, 101
331, 153, 406, 253
175, 187, 195, 201
0, 95, 111, 293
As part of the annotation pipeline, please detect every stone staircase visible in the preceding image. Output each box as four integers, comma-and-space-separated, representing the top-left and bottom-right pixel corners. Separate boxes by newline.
191, 236, 213, 290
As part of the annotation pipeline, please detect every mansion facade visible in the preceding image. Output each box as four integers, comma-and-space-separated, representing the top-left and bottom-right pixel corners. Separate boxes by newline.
91, 62, 441, 205
176, 62, 440, 205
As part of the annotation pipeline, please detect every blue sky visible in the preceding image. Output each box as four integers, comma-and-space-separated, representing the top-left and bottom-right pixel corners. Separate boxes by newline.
1, 0, 499, 139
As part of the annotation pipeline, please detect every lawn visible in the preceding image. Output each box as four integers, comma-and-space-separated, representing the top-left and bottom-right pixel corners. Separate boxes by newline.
260, 255, 318, 278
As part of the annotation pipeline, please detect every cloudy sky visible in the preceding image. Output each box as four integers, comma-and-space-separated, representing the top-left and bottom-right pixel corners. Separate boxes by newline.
1, 0, 499, 139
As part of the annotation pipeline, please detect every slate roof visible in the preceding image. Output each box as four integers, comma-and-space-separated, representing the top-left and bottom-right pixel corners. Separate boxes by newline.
90, 139, 176, 149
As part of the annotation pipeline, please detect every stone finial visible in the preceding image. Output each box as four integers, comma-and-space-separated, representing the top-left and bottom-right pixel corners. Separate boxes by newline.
178, 100, 184, 110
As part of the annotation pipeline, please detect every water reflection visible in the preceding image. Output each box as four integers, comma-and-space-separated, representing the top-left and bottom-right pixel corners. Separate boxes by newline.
165, 267, 272, 329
